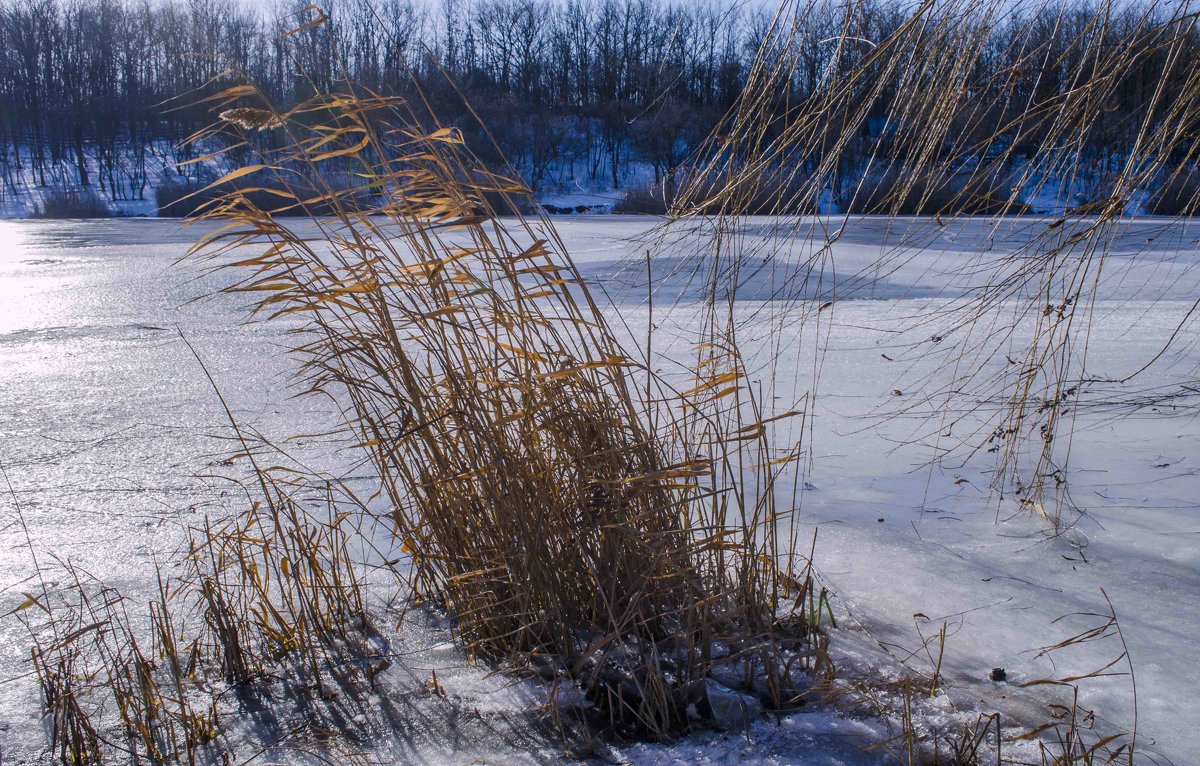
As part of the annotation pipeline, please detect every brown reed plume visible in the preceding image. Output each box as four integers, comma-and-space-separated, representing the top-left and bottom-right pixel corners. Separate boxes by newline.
173, 65, 822, 738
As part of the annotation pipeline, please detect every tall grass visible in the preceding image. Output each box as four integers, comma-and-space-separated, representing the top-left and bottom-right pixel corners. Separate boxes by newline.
20, 467, 380, 766
167, 77, 824, 740
665, 0, 1200, 530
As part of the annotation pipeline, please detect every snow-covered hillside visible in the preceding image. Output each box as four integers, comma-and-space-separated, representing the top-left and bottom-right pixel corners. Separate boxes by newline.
2, 142, 1170, 220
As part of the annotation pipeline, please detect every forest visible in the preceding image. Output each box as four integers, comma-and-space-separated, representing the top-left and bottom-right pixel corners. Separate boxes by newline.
1, 0, 1198, 213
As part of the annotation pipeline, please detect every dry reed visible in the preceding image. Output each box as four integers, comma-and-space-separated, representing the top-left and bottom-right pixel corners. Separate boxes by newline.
661, 0, 1200, 530
170, 67, 823, 739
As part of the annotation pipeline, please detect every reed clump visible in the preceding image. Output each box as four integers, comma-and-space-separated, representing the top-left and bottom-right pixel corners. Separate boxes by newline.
171, 78, 823, 741
28, 568, 220, 766
838, 165, 1030, 215
190, 484, 373, 691
617, 168, 820, 215
19, 468, 380, 766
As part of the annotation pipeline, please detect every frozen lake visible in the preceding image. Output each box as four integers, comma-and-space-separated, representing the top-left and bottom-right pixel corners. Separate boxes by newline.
1, 216, 1197, 764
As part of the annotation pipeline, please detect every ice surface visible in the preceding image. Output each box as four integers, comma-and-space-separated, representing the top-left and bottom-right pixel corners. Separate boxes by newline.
0, 216, 1197, 764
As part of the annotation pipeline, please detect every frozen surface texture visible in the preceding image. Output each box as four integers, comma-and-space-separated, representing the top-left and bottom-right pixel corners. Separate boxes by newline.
0, 217, 1197, 764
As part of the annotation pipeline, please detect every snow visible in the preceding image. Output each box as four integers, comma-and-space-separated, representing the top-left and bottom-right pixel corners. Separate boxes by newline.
1, 215, 1198, 764
4, 138, 1184, 221
0, 143, 197, 219
0, 149, 659, 219
539, 187, 628, 213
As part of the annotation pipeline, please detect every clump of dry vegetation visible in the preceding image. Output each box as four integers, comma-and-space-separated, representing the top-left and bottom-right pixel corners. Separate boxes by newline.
33, 187, 112, 218
19, 464, 387, 766
837, 165, 1030, 216
616, 168, 820, 215
178, 81, 825, 739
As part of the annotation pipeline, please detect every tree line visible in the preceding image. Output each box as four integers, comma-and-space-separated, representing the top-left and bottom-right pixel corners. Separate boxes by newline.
1, 0, 1197, 210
